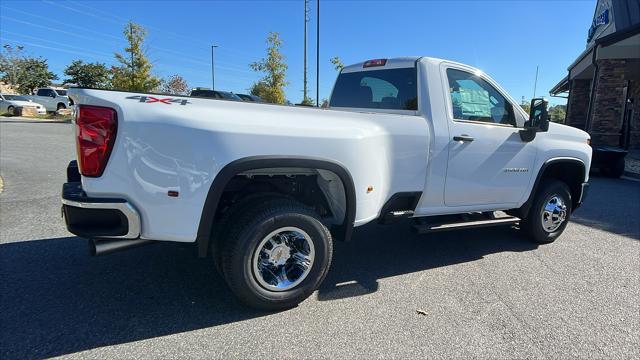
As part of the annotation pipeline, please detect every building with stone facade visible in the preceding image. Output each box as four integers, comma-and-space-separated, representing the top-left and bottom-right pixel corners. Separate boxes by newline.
550, 0, 640, 150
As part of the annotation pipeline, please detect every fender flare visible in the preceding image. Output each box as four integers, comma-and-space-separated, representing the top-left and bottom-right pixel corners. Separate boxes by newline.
519, 157, 586, 217
196, 156, 357, 257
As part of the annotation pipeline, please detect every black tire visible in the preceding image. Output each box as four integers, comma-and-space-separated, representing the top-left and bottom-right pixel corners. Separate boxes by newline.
521, 180, 572, 244
57, 103, 66, 110
601, 158, 625, 178
7, 105, 15, 115
210, 193, 288, 276
221, 198, 332, 310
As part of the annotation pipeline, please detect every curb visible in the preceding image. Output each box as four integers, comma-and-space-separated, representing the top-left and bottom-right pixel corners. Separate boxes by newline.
623, 171, 640, 180
0, 119, 71, 124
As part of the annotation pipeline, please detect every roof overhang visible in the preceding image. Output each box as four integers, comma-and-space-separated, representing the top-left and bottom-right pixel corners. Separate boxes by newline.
549, 76, 570, 96
569, 48, 596, 80
564, 24, 640, 82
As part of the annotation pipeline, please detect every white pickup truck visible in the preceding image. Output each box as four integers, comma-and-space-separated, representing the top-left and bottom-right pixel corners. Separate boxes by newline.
63, 57, 592, 310
26, 87, 71, 112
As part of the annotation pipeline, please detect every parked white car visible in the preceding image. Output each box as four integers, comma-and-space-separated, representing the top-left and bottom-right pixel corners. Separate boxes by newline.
24, 87, 71, 112
0, 94, 46, 115
64, 57, 592, 310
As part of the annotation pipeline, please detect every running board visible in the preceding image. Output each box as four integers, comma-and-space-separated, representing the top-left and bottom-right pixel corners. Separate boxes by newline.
412, 215, 520, 234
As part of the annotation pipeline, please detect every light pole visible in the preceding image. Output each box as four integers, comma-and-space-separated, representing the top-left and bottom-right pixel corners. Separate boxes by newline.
303, 0, 309, 102
211, 44, 218, 90
316, 0, 320, 106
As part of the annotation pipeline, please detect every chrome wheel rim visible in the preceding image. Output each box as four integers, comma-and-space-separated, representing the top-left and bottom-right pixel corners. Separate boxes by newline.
541, 195, 567, 233
252, 227, 315, 292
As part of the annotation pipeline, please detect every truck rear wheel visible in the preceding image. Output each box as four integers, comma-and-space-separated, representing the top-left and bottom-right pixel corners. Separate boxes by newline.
211, 193, 287, 276
221, 198, 332, 310
521, 180, 572, 244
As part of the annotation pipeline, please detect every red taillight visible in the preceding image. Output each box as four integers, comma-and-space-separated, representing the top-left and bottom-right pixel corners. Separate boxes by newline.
75, 105, 117, 177
363, 59, 387, 68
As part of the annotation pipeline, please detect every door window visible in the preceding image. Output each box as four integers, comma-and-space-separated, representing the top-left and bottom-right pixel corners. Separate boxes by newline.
446, 69, 516, 127
37, 89, 54, 97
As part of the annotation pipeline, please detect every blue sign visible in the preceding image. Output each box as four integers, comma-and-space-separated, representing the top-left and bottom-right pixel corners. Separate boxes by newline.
588, 8, 610, 42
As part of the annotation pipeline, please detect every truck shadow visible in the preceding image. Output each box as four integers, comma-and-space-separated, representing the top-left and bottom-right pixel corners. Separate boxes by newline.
318, 221, 536, 301
0, 238, 260, 359
0, 224, 538, 359
569, 175, 640, 241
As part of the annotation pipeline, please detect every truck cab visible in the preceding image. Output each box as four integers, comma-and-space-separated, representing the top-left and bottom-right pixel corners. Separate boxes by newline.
330, 57, 590, 217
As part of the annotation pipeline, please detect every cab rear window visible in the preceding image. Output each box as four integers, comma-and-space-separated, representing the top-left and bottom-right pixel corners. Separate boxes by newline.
330, 67, 417, 110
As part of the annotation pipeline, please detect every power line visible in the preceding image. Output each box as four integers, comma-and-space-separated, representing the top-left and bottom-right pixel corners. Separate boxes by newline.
0, 14, 254, 75
0, 38, 112, 61
1, 30, 114, 58
1, 6, 122, 41
1, 30, 257, 82
41, 0, 123, 25
58, 0, 258, 60
0, 16, 107, 43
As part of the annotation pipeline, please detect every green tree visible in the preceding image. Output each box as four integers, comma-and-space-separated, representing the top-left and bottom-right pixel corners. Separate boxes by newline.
111, 21, 160, 92
1, 58, 57, 95
549, 104, 566, 123
249, 32, 288, 104
159, 74, 189, 95
17, 58, 58, 94
330, 56, 344, 71
0, 44, 25, 88
0, 45, 58, 94
300, 96, 315, 106
63, 60, 110, 88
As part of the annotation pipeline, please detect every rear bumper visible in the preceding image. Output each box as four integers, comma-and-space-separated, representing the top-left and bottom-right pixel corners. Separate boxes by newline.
62, 161, 141, 239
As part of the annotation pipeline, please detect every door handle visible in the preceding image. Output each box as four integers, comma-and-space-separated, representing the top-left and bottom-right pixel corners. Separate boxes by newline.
453, 135, 474, 142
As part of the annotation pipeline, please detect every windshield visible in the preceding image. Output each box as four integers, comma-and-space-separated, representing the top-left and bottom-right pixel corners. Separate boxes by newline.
55, 90, 67, 96
218, 91, 242, 101
3, 95, 29, 101
330, 67, 417, 110
190, 89, 216, 98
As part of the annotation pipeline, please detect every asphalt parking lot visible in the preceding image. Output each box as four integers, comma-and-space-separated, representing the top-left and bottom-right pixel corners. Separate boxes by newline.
1, 121, 639, 359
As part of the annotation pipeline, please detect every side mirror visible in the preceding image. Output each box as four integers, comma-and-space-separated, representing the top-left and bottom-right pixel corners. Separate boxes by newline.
50, 93, 57, 98
529, 98, 549, 131
520, 98, 549, 142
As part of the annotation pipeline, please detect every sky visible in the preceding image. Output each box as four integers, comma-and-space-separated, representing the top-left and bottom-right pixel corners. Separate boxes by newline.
1, 0, 597, 105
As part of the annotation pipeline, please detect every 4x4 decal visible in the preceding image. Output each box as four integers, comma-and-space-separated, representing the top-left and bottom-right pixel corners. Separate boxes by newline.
126, 95, 190, 105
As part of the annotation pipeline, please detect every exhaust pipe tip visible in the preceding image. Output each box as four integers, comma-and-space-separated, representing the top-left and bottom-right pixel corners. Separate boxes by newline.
89, 239, 153, 256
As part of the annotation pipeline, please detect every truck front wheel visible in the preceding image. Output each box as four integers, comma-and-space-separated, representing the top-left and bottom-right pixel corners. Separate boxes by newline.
221, 198, 333, 310
521, 180, 572, 244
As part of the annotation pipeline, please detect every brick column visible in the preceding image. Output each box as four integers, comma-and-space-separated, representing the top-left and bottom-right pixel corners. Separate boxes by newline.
589, 59, 627, 146
566, 79, 591, 129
